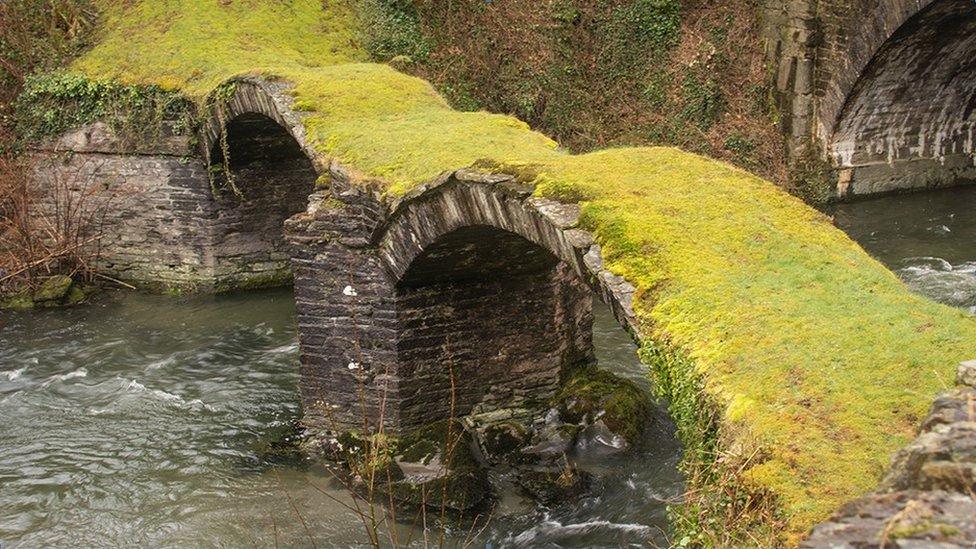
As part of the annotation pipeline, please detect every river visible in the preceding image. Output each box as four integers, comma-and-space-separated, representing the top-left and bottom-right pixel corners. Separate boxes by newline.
830, 185, 976, 313
0, 290, 682, 548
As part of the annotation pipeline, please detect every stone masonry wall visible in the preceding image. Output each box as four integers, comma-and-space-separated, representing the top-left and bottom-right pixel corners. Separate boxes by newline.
396, 235, 593, 428
31, 122, 216, 290
764, 0, 976, 198
29, 79, 320, 292
286, 165, 638, 434
828, 0, 976, 196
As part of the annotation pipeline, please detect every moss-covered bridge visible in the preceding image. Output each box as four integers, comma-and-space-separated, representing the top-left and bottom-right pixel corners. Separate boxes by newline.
24, 0, 976, 545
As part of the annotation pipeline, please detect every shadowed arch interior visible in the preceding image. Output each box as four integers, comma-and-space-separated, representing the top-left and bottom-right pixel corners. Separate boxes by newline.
394, 225, 595, 427
830, 0, 976, 195
208, 113, 317, 291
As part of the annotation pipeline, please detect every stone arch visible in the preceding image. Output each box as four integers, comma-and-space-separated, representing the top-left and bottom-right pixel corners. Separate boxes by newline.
287, 168, 639, 433
201, 79, 322, 290
814, 0, 938, 143
826, 0, 976, 196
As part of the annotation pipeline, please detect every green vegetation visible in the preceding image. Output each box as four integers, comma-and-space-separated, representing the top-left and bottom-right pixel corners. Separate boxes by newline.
0, 0, 98, 147
14, 72, 195, 145
10, 0, 973, 544
355, 0, 787, 184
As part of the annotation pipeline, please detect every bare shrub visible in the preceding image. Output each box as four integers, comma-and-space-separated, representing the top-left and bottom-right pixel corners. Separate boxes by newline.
0, 155, 129, 293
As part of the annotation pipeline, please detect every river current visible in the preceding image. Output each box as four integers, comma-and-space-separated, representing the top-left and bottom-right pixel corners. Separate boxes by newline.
0, 291, 682, 548
1, 185, 973, 548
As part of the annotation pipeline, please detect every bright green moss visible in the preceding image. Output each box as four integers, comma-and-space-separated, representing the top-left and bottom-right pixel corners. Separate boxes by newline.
69, 1, 976, 544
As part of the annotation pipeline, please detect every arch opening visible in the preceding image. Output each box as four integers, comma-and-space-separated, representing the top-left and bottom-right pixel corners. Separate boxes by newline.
394, 224, 595, 429
830, 0, 976, 197
209, 113, 316, 291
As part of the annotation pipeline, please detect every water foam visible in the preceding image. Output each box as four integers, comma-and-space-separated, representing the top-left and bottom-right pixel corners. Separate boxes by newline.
3, 367, 27, 381
507, 516, 652, 546
120, 378, 217, 412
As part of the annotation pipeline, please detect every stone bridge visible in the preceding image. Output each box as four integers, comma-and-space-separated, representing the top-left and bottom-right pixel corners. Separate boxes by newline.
765, 0, 976, 197
33, 78, 638, 433
27, 8, 976, 535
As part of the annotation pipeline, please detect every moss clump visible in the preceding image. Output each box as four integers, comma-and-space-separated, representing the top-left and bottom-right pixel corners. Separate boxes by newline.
556, 366, 650, 445
61, 0, 976, 543
1, 290, 35, 310
15, 71, 196, 145
215, 270, 294, 294
33, 275, 74, 303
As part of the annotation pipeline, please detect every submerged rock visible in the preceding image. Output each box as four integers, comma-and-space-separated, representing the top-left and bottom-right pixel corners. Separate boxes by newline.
330, 421, 490, 513
575, 419, 629, 454
522, 408, 579, 461
389, 421, 489, 512
320, 367, 656, 513
516, 464, 592, 505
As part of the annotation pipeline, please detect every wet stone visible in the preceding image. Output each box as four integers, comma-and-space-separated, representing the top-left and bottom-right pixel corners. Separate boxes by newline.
516, 465, 592, 506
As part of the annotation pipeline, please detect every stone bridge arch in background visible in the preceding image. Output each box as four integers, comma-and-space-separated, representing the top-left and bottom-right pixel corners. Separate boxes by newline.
286, 168, 639, 433
765, 0, 976, 198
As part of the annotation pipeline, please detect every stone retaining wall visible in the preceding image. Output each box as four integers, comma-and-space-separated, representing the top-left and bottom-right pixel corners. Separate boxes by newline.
31, 122, 215, 290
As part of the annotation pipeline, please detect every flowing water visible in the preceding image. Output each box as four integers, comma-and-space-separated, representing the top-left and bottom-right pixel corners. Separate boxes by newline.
830, 185, 976, 314
0, 291, 682, 548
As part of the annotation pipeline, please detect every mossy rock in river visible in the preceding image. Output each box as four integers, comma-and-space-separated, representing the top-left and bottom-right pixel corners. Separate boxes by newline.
516, 464, 592, 505
1, 290, 35, 310
390, 420, 489, 511
33, 275, 74, 304
2, 275, 92, 310
555, 366, 651, 446
331, 421, 489, 512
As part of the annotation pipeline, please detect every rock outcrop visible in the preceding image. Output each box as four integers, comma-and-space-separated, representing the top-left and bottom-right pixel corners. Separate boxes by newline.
802, 361, 976, 548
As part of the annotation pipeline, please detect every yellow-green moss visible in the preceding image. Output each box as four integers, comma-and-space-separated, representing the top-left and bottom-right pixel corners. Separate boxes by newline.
70, 0, 976, 544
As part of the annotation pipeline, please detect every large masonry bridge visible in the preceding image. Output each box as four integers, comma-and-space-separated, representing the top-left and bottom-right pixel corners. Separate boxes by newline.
766, 0, 976, 197
36, 79, 638, 433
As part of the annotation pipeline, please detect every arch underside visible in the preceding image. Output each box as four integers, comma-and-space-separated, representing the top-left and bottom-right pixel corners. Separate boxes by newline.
209, 112, 316, 290
395, 225, 594, 427
830, 0, 976, 196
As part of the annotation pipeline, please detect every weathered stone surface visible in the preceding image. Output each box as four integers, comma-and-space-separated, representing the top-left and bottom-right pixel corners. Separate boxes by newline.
806, 351, 976, 546
289, 170, 641, 435
882, 422, 976, 494
957, 361, 976, 389
765, 0, 976, 198
801, 490, 976, 548
29, 78, 320, 292
919, 387, 976, 432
